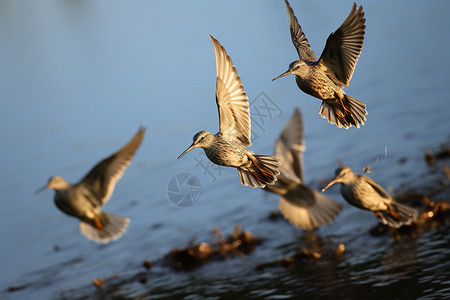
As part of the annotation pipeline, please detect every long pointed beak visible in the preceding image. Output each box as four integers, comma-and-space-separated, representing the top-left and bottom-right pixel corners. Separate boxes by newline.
321, 178, 340, 192
272, 69, 292, 81
177, 143, 197, 159
34, 184, 49, 195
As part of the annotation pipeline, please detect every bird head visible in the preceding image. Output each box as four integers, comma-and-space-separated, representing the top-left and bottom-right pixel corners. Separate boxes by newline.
177, 130, 213, 159
272, 60, 306, 81
321, 166, 354, 192
34, 175, 69, 194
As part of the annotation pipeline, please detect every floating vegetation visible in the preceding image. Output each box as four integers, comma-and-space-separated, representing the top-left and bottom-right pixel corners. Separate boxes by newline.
165, 225, 263, 271
255, 244, 345, 271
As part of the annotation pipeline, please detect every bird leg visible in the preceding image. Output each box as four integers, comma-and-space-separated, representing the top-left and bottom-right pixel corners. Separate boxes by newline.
248, 169, 265, 183
248, 156, 273, 179
339, 97, 351, 115
335, 111, 347, 124
94, 215, 104, 231
387, 205, 400, 222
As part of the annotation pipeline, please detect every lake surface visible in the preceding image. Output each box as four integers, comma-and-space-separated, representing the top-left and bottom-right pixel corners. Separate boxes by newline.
1, 1, 449, 299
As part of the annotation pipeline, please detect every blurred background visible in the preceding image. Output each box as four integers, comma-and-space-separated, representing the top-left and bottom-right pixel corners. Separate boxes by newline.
1, 0, 449, 298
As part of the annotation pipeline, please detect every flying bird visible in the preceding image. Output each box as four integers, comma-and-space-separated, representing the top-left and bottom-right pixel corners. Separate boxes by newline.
265, 108, 342, 230
322, 166, 417, 227
273, 0, 368, 129
35, 127, 145, 243
178, 35, 280, 188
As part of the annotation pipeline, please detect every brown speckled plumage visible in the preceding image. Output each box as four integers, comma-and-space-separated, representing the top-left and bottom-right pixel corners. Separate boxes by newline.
322, 166, 417, 227
203, 134, 248, 167
273, 0, 368, 129
178, 36, 280, 188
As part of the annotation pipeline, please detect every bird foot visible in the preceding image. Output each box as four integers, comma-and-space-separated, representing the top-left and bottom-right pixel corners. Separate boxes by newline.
335, 111, 347, 124
94, 215, 104, 231
388, 207, 400, 222
339, 98, 351, 115
249, 156, 273, 179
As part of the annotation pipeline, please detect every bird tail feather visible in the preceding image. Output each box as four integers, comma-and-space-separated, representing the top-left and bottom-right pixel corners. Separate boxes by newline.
319, 94, 367, 129
375, 202, 417, 228
279, 189, 342, 230
80, 212, 130, 243
237, 155, 280, 188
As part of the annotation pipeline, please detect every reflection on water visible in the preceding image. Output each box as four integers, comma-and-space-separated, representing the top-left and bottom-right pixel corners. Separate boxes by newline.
1, 0, 449, 299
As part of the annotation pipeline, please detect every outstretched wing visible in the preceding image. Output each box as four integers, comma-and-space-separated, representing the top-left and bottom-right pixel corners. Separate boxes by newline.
317, 3, 365, 87
210, 35, 251, 146
78, 127, 145, 206
284, 0, 317, 61
274, 108, 305, 182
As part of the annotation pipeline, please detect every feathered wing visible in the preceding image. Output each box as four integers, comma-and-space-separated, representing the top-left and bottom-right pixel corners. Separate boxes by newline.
210, 35, 251, 146
363, 175, 417, 227
363, 175, 391, 200
273, 108, 342, 229
275, 107, 305, 182
317, 3, 365, 87
78, 127, 145, 205
284, 0, 317, 61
